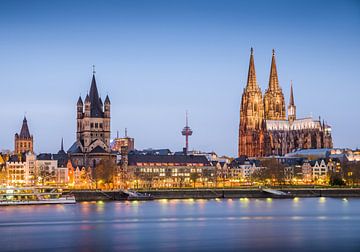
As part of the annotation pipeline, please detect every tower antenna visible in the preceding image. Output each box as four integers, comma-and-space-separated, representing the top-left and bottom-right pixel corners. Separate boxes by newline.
181, 110, 193, 154
92, 65, 96, 75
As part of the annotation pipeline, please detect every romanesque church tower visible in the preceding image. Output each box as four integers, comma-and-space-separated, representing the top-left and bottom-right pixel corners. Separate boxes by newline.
68, 70, 113, 167
238, 48, 266, 157
76, 73, 111, 152
263, 50, 286, 120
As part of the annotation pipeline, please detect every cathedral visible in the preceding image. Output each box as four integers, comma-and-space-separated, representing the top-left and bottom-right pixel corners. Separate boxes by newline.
68, 71, 115, 167
238, 48, 333, 157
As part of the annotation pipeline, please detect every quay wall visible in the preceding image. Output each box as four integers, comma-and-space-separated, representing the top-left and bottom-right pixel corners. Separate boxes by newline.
65, 188, 360, 201
64, 190, 128, 201
139, 188, 360, 199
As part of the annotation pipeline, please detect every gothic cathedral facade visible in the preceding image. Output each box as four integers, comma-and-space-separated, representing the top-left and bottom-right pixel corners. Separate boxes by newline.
238, 49, 333, 157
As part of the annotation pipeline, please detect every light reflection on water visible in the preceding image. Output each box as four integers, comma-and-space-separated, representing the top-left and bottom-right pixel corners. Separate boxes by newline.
0, 198, 360, 251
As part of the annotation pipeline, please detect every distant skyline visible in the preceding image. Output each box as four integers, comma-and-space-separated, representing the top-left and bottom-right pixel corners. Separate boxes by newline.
0, 0, 359, 156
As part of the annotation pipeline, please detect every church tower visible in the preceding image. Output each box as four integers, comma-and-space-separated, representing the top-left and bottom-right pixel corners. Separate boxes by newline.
263, 49, 286, 120
77, 73, 111, 152
238, 48, 266, 157
68, 68, 113, 167
15, 116, 33, 154
288, 81, 296, 123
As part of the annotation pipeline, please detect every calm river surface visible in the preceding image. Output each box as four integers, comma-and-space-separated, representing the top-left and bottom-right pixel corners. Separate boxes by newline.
1, 198, 360, 251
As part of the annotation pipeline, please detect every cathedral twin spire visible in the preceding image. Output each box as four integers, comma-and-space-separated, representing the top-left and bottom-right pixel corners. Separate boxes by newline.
244, 48, 294, 121
239, 49, 331, 157
245, 47, 260, 92
268, 49, 281, 92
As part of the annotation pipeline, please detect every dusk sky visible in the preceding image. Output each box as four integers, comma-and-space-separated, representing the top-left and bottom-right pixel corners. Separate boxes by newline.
0, 0, 359, 156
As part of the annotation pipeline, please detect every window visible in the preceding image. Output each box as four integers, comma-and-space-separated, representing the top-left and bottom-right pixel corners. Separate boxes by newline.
95, 123, 98, 128
91, 123, 94, 128
100, 123, 103, 128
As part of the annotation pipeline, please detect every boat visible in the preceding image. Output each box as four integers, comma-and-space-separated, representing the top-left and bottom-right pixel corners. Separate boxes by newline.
0, 187, 76, 206
123, 189, 154, 200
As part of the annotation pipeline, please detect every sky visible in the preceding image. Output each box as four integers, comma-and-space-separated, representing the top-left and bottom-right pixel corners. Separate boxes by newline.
0, 0, 359, 156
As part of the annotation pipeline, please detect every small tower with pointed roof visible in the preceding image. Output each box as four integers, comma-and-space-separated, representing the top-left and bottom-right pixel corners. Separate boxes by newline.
288, 81, 296, 123
104, 95, 110, 118
77, 96, 83, 119
15, 116, 33, 154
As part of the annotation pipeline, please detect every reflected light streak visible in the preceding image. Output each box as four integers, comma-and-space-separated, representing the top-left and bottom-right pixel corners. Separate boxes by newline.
319, 197, 326, 203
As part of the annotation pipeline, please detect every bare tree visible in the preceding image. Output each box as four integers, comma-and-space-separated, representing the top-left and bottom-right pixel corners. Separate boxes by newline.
252, 158, 286, 186
94, 158, 116, 189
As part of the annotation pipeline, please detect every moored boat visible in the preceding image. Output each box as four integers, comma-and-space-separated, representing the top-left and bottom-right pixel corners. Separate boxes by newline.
0, 187, 76, 206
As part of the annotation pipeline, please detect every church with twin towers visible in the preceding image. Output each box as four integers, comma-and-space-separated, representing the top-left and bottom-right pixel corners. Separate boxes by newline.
238, 48, 333, 157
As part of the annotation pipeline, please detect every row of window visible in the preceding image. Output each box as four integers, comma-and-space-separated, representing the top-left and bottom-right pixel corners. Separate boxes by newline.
135, 163, 205, 167
17, 142, 32, 149
8, 170, 25, 174
138, 168, 205, 173
90, 123, 103, 129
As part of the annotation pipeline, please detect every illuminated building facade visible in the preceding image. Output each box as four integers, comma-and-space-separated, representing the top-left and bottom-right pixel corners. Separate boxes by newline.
238, 49, 333, 157
111, 129, 135, 153
128, 154, 215, 188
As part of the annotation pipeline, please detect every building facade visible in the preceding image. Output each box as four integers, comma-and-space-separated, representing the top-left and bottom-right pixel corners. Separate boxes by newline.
68, 72, 115, 167
229, 157, 262, 181
238, 49, 333, 157
127, 153, 216, 188
111, 129, 135, 153
14, 117, 33, 154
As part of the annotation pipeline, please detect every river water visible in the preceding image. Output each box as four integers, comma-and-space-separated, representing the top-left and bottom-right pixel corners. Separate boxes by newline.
0, 197, 359, 251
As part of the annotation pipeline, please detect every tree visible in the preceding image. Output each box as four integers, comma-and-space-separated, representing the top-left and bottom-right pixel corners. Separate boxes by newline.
342, 161, 360, 186
190, 173, 199, 188
253, 158, 286, 186
38, 164, 55, 185
329, 173, 345, 186
94, 158, 116, 189
0, 166, 7, 186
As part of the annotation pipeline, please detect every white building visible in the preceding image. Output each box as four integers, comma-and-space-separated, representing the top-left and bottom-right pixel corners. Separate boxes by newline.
311, 160, 328, 180
229, 157, 262, 180
6, 152, 69, 186
6, 152, 35, 186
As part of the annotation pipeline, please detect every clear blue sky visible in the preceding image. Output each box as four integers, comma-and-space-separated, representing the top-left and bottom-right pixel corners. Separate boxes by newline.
0, 0, 359, 156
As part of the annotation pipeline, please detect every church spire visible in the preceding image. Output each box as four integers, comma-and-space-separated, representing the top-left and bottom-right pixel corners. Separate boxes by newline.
289, 80, 295, 106
288, 81, 296, 123
19, 116, 31, 138
245, 47, 259, 91
89, 68, 103, 117
268, 49, 280, 91
263, 49, 286, 120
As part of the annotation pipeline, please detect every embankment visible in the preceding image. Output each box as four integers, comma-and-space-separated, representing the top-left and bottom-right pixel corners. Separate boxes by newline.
65, 188, 360, 201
